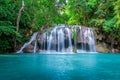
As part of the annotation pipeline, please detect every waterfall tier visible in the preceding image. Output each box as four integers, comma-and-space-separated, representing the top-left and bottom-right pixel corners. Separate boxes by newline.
17, 24, 96, 53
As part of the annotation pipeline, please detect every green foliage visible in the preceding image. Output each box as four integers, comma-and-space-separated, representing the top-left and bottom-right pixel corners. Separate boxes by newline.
66, 0, 98, 25
114, 0, 120, 25
0, 26, 16, 35
0, 26, 21, 52
103, 18, 116, 32
0, 0, 21, 52
0, 0, 18, 25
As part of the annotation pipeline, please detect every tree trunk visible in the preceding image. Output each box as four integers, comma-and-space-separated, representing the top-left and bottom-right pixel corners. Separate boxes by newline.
16, 0, 25, 32
14, 0, 25, 51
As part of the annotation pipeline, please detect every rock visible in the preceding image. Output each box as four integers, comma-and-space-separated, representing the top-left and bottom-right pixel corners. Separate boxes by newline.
97, 34, 103, 41
96, 43, 109, 53
23, 44, 34, 53
31, 40, 35, 46
77, 31, 81, 43
111, 49, 119, 53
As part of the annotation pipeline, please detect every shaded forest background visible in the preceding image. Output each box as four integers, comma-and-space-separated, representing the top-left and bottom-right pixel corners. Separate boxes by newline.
0, 0, 120, 53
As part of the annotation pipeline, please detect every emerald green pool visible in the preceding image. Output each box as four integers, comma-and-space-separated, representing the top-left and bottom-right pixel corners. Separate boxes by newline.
0, 53, 120, 80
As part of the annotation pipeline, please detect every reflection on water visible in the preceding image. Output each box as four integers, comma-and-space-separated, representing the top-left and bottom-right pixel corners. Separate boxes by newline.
0, 54, 120, 80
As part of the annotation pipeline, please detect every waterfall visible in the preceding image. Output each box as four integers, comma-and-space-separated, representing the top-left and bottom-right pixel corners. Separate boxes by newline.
57, 28, 65, 52
17, 24, 96, 53
78, 27, 96, 52
64, 27, 73, 52
17, 32, 38, 53
88, 28, 96, 52
34, 40, 37, 53
47, 27, 57, 52
40, 33, 47, 51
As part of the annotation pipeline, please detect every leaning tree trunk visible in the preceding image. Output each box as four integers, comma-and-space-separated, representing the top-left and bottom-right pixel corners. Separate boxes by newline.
16, 0, 25, 32
14, 0, 25, 51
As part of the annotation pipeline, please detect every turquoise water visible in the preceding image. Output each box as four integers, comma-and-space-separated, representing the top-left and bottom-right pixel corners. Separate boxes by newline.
0, 53, 120, 80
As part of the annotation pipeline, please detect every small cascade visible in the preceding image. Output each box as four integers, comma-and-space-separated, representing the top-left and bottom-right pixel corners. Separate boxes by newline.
64, 27, 73, 52
57, 28, 65, 52
47, 27, 57, 52
17, 24, 96, 53
78, 27, 96, 52
40, 33, 47, 51
34, 40, 37, 53
17, 32, 38, 53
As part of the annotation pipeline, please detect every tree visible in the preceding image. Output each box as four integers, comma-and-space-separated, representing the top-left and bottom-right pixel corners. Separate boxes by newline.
0, 0, 21, 52
16, 0, 25, 32
114, 0, 120, 26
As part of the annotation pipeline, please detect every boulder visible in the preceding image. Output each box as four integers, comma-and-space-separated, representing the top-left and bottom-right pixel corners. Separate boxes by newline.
111, 49, 119, 53
23, 44, 34, 53
96, 43, 109, 53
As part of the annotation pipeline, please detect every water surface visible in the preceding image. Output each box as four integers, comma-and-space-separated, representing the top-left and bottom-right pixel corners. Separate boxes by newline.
0, 53, 120, 80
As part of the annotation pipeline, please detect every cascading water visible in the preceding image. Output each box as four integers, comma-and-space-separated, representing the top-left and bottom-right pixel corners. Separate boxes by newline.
64, 27, 73, 52
47, 28, 57, 52
17, 32, 38, 53
17, 25, 96, 53
78, 27, 96, 52
57, 28, 65, 52
40, 33, 47, 51
88, 29, 96, 52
